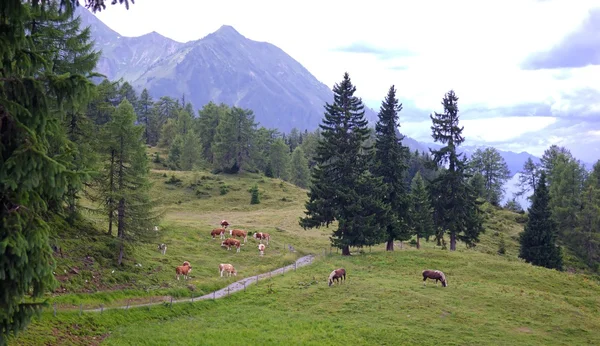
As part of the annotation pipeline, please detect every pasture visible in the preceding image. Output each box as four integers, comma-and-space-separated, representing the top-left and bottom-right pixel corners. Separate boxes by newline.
10, 150, 600, 345
12, 250, 600, 345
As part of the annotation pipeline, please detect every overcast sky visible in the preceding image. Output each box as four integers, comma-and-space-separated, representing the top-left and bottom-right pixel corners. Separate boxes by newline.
92, 0, 600, 162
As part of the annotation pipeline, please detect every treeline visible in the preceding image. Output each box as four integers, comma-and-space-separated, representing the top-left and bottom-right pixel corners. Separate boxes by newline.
515, 147, 600, 271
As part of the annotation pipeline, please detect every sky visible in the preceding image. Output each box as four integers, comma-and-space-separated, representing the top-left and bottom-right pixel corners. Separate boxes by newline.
92, 0, 600, 163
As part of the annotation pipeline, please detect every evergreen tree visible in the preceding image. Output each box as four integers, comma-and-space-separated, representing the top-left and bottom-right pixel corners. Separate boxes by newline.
515, 157, 540, 200
468, 147, 511, 205
252, 126, 279, 173
290, 147, 310, 188
372, 85, 410, 251
179, 129, 203, 171
428, 90, 484, 250
212, 106, 257, 173
519, 172, 563, 270
196, 102, 228, 164
0, 0, 102, 341
269, 138, 290, 180
158, 118, 177, 148
409, 172, 435, 249
574, 161, 600, 269
250, 184, 260, 204
299, 129, 321, 170
300, 73, 388, 255
97, 100, 159, 264
548, 154, 586, 238
136, 89, 154, 145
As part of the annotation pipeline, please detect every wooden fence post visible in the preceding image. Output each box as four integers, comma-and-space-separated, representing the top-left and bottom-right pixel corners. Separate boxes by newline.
213, 291, 216, 300
79, 303, 83, 316
170, 296, 173, 309
244, 281, 246, 292
295, 262, 297, 271
100, 304, 104, 315
227, 286, 230, 297
126, 300, 130, 310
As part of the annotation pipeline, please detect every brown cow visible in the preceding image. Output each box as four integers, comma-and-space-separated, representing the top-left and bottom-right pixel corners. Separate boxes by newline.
218, 263, 237, 277
422, 270, 448, 287
221, 238, 241, 253
230, 229, 248, 243
211, 228, 226, 240
175, 261, 192, 280
253, 232, 270, 245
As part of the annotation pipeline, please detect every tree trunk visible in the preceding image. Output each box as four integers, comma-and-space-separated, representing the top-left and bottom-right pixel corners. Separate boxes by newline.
118, 241, 124, 265
107, 150, 115, 235
386, 239, 394, 251
450, 231, 456, 251
417, 235, 421, 249
342, 245, 351, 256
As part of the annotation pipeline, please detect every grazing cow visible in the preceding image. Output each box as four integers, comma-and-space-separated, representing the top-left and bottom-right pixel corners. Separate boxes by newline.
221, 238, 241, 253
157, 243, 167, 255
258, 243, 266, 256
211, 228, 226, 240
422, 270, 448, 287
220, 220, 230, 228
219, 263, 237, 277
253, 232, 270, 245
328, 268, 346, 287
230, 229, 248, 243
175, 261, 192, 280
154, 226, 159, 232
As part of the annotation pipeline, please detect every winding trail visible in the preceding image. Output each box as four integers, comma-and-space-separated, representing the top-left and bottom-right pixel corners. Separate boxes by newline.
85, 254, 316, 313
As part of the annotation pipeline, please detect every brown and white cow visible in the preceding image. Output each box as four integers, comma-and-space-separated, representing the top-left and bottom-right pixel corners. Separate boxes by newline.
220, 220, 230, 229
211, 228, 226, 240
221, 238, 241, 253
253, 232, 270, 245
175, 261, 192, 280
157, 243, 167, 255
258, 243, 266, 256
230, 229, 248, 243
218, 263, 237, 277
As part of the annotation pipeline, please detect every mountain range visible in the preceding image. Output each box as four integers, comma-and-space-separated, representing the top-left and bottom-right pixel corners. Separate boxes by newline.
78, 7, 554, 208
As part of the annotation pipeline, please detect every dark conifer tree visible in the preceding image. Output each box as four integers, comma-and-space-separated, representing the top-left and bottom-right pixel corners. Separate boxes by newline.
300, 73, 388, 255
519, 172, 563, 270
428, 90, 484, 250
372, 85, 410, 251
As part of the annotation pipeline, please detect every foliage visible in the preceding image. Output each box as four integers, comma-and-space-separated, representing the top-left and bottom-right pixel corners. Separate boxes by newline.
269, 138, 290, 180
519, 172, 563, 270
468, 147, 511, 206
300, 73, 388, 255
408, 172, 435, 249
212, 107, 257, 173
289, 147, 310, 189
428, 90, 484, 250
515, 157, 540, 200
250, 184, 260, 204
372, 85, 411, 251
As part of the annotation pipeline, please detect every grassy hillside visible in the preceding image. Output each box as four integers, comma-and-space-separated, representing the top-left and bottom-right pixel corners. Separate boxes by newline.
12, 250, 600, 345
10, 147, 600, 345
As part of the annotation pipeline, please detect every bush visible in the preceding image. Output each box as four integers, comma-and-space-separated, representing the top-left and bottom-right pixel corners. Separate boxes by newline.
220, 184, 230, 195
250, 184, 260, 204
498, 234, 506, 255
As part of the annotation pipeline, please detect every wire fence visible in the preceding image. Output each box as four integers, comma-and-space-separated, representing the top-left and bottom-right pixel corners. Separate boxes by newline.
45, 249, 339, 317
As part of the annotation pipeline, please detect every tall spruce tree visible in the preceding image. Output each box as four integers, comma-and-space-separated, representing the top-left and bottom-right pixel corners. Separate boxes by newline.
574, 161, 600, 268
372, 85, 410, 251
519, 172, 563, 270
300, 73, 388, 255
428, 90, 484, 250
409, 172, 435, 249
1, 0, 134, 341
136, 89, 153, 145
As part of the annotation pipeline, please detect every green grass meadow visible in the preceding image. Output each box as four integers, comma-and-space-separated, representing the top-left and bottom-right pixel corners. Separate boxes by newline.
8, 148, 600, 345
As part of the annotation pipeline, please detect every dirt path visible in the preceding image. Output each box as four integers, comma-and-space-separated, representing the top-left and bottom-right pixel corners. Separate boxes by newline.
85, 254, 316, 313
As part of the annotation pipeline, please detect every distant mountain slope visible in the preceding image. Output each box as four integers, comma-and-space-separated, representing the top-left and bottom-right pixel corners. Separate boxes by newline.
79, 8, 377, 132
77, 7, 183, 82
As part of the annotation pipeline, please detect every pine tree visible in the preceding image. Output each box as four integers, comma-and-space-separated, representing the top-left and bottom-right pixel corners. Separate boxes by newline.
300, 73, 388, 255
372, 85, 410, 251
0, 1, 103, 340
212, 106, 257, 173
574, 161, 600, 269
98, 100, 159, 264
519, 172, 563, 270
467, 147, 511, 205
136, 89, 154, 145
290, 147, 310, 188
428, 90, 484, 250
516, 157, 540, 200
250, 184, 260, 204
179, 129, 203, 171
196, 102, 228, 164
269, 138, 290, 180
409, 172, 435, 249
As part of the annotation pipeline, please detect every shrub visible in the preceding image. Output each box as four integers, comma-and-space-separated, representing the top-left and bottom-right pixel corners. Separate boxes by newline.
250, 184, 260, 204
